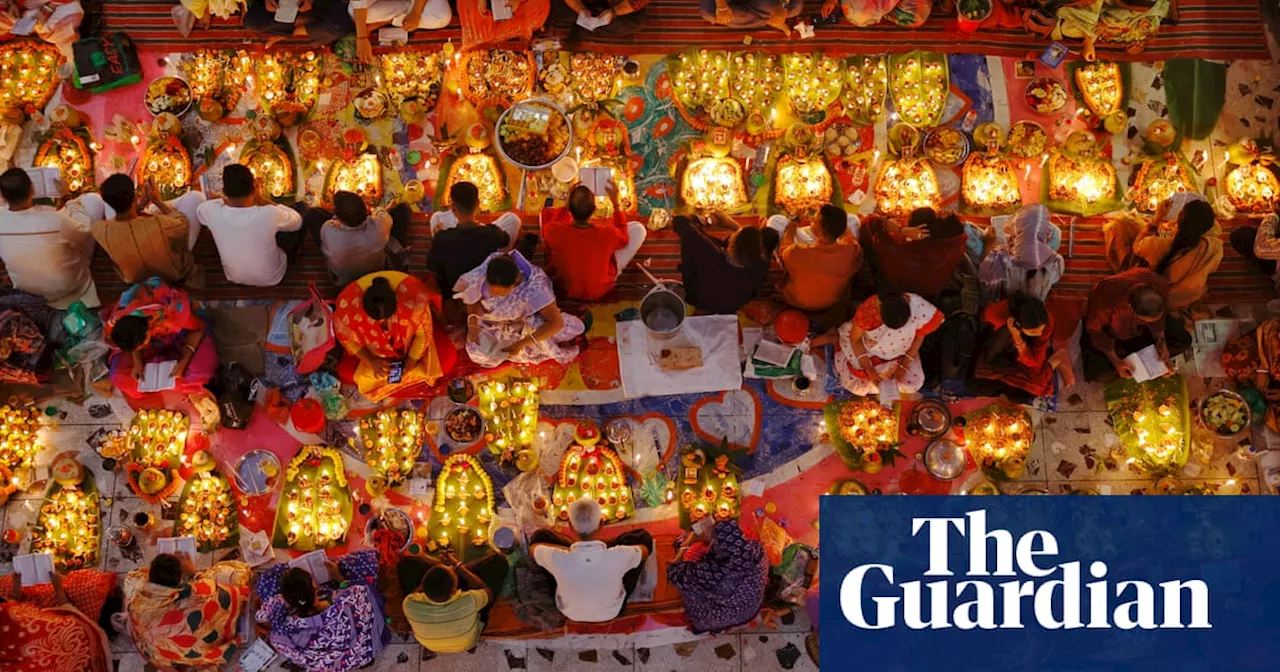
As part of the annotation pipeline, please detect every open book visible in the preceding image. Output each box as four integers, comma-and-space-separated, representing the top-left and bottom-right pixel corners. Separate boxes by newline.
13, 553, 54, 584
157, 535, 197, 559
289, 550, 330, 581
138, 360, 178, 393
1123, 345, 1169, 383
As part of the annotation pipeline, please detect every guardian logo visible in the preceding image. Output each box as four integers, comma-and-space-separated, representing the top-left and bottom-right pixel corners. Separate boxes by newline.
840, 510, 1211, 631
819, 497, 1280, 671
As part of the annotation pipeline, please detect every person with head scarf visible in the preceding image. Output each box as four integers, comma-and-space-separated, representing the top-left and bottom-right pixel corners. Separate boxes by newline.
978, 204, 1064, 303
667, 519, 768, 634
1131, 193, 1222, 310
1105, 193, 1222, 310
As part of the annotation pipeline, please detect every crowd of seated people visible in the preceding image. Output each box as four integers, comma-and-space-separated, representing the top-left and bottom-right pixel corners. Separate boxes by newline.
0, 153, 1236, 403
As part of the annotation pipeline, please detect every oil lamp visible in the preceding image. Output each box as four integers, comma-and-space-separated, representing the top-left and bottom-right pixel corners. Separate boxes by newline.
961, 405, 1033, 480
844, 55, 888, 126
354, 408, 424, 487
961, 150, 1021, 215
255, 51, 322, 126
888, 51, 949, 128
274, 445, 352, 550
428, 454, 495, 555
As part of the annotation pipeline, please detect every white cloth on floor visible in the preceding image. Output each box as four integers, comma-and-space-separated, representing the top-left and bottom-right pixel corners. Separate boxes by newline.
617, 314, 743, 399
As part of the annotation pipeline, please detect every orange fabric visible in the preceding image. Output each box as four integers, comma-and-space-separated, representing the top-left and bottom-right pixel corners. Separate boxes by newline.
458, 0, 550, 49
0, 602, 110, 672
778, 237, 862, 311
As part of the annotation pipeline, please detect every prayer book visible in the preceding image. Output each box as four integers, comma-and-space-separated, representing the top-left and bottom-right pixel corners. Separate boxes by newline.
578, 166, 612, 196
878, 379, 900, 406
491, 0, 514, 20
238, 639, 277, 672
752, 340, 796, 368
575, 10, 611, 31
274, 0, 299, 23
24, 166, 61, 200
157, 536, 197, 559
289, 550, 330, 580
1123, 345, 1169, 383
138, 360, 179, 393
13, 553, 54, 584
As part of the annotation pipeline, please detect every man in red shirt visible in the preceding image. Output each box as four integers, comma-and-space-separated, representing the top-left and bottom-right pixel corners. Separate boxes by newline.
540, 183, 646, 301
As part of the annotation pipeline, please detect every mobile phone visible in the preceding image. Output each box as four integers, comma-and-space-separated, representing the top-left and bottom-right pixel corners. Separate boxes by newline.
388, 360, 404, 384
275, 0, 299, 24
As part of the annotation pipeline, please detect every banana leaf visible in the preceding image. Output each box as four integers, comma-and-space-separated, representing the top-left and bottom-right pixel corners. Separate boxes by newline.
1163, 58, 1227, 141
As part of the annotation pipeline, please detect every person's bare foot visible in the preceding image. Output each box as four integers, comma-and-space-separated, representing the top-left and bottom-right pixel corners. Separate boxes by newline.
766, 10, 792, 34
1083, 35, 1097, 61
264, 35, 288, 49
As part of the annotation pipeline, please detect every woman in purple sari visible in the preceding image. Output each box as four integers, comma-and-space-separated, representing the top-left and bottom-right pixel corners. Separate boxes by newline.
255, 549, 389, 672
667, 519, 769, 633
454, 251, 585, 368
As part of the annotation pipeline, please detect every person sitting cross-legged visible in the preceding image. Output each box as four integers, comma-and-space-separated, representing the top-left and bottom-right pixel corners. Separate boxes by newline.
529, 498, 653, 623
195, 163, 304, 287
105, 277, 217, 399
400, 549, 510, 654
667, 519, 768, 634
0, 167, 100, 308
766, 204, 863, 314
540, 183, 647, 302
93, 174, 205, 289
699, 0, 801, 33
427, 181, 520, 296
312, 190, 411, 286
1081, 267, 1190, 383
123, 553, 252, 671
255, 549, 389, 672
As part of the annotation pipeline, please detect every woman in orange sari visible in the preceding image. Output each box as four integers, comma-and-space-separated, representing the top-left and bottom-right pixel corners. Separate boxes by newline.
1104, 193, 1222, 310
0, 569, 110, 672
458, 0, 549, 48
335, 271, 457, 401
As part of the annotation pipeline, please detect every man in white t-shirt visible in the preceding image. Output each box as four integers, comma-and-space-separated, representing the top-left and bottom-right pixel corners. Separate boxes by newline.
196, 164, 303, 287
529, 498, 653, 623
0, 168, 100, 308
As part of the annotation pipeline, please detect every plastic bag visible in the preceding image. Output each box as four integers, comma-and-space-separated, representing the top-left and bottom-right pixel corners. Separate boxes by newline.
770, 543, 818, 606
502, 470, 551, 537
289, 283, 335, 375
885, 0, 930, 27
759, 516, 794, 567
207, 362, 259, 430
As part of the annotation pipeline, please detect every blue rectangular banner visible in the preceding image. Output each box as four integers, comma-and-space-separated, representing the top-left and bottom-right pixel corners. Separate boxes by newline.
819, 496, 1280, 671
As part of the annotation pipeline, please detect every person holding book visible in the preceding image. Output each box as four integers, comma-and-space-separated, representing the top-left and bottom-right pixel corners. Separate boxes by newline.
314, 191, 410, 286
105, 277, 216, 399
1081, 267, 1189, 382
0, 167, 100, 309
255, 549, 389, 672
815, 290, 944, 397
539, 183, 647, 302
123, 553, 253, 671
400, 549, 510, 653
454, 251, 586, 368
333, 270, 456, 401
2, 568, 110, 672
673, 214, 778, 315
1104, 193, 1221, 311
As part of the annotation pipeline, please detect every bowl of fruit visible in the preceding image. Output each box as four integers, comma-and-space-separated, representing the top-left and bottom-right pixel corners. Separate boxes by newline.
495, 98, 573, 171
1198, 389, 1252, 438
957, 0, 992, 32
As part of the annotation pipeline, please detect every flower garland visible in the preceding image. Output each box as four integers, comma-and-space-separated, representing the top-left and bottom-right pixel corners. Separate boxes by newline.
428, 454, 496, 553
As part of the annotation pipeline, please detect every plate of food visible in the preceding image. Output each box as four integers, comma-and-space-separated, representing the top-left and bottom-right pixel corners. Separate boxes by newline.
145, 76, 193, 116
923, 127, 969, 167
1198, 389, 1251, 437
445, 406, 484, 443
364, 507, 414, 551
495, 98, 573, 170
1024, 77, 1068, 116
1005, 120, 1048, 159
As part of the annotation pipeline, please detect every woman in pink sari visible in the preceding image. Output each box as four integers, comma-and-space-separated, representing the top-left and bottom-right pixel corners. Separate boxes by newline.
105, 276, 217, 398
